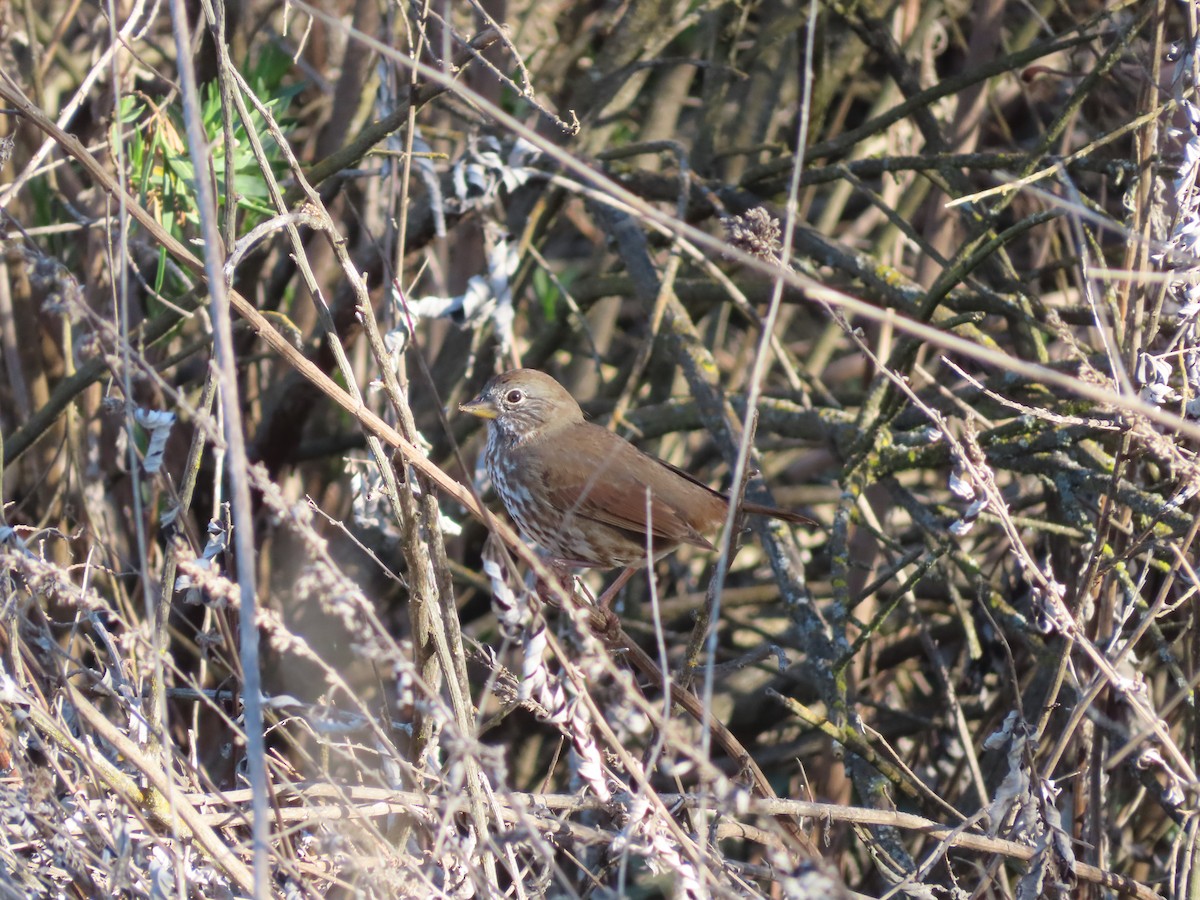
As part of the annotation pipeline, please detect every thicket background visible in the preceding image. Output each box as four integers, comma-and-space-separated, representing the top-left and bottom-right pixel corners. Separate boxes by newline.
0, 0, 1194, 897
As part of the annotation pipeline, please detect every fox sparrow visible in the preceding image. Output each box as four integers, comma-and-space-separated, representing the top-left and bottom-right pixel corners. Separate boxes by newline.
460, 369, 811, 570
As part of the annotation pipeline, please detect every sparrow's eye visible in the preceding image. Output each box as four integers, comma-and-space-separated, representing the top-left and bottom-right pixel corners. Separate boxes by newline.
504, 389, 525, 404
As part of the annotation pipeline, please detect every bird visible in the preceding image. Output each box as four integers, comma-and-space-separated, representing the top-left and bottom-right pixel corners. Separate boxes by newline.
459, 369, 812, 579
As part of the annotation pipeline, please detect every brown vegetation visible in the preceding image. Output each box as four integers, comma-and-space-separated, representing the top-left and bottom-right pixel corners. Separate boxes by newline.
0, 0, 1192, 897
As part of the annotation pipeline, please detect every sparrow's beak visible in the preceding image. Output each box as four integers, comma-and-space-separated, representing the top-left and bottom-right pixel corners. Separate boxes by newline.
459, 394, 498, 420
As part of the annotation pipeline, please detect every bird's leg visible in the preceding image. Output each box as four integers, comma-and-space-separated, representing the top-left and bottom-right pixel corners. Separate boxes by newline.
595, 566, 638, 610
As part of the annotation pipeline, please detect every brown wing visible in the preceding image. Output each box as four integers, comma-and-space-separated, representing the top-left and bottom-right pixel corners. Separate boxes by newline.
645, 443, 815, 526
647, 458, 817, 526
523, 423, 725, 549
